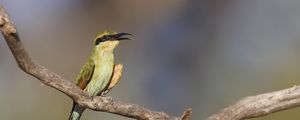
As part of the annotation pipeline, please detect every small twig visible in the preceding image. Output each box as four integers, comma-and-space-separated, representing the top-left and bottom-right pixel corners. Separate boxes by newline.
0, 5, 190, 120
181, 109, 192, 120
206, 85, 300, 120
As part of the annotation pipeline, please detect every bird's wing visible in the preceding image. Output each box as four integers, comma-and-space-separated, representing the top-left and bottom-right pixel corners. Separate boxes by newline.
75, 59, 95, 90
102, 64, 123, 95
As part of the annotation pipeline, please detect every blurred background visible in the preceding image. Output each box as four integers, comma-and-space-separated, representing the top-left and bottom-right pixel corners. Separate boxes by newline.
0, 0, 300, 120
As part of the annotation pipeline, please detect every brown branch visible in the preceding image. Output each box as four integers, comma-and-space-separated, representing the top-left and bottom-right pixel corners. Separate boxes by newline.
206, 86, 300, 120
0, 5, 191, 120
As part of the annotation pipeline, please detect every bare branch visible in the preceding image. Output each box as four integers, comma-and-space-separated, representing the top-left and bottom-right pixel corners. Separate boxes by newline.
0, 5, 191, 120
206, 86, 300, 120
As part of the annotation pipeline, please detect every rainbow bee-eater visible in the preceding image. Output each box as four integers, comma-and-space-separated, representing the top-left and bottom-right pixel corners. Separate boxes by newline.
69, 31, 131, 120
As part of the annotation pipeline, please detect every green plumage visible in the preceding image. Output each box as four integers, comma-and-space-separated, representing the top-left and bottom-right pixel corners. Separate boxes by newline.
69, 31, 124, 120
84, 45, 114, 96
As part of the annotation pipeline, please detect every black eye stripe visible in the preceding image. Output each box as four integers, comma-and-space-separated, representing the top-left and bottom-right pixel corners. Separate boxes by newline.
95, 35, 113, 45
95, 37, 102, 45
104, 35, 113, 40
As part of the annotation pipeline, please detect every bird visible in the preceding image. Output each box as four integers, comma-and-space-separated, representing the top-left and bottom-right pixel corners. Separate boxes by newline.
69, 31, 131, 120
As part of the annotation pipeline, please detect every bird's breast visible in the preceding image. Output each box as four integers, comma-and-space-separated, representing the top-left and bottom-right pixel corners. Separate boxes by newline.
84, 51, 114, 96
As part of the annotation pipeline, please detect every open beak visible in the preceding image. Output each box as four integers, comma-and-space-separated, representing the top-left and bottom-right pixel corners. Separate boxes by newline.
112, 33, 132, 41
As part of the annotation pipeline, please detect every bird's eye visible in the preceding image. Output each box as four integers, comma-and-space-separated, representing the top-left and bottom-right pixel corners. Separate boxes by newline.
95, 35, 112, 45
95, 37, 103, 45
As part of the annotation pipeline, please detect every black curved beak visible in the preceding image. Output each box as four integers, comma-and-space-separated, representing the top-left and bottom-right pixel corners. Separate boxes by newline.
113, 33, 132, 41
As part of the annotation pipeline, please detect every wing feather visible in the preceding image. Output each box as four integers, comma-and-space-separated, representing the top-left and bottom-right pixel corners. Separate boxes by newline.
102, 64, 123, 95
75, 59, 95, 90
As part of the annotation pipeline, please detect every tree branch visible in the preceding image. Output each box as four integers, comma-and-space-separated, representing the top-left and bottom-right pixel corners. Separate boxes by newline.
206, 85, 300, 120
0, 5, 191, 120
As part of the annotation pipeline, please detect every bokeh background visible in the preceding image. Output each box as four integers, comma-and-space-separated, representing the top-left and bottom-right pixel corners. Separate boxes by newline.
1, 0, 300, 120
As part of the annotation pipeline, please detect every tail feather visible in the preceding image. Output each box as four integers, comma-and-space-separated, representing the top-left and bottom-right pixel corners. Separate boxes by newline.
69, 102, 85, 120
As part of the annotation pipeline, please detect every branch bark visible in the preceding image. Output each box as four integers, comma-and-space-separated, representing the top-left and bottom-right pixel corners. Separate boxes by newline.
206, 86, 300, 120
0, 5, 191, 120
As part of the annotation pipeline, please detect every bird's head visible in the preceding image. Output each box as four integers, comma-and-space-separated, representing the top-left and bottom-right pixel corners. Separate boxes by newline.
93, 30, 131, 51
